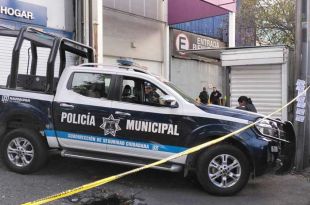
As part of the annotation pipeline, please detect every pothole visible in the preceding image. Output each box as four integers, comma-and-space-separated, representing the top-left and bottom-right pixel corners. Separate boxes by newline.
65, 188, 147, 205
87, 193, 129, 205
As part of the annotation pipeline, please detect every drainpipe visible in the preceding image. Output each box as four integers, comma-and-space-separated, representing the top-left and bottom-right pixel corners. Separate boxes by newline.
88, 0, 93, 48
92, 0, 104, 63
82, 0, 89, 47
74, 0, 83, 43
228, 12, 236, 47
163, 1, 170, 80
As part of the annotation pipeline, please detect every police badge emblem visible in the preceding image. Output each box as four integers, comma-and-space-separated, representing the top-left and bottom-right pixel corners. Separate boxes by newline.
100, 115, 121, 136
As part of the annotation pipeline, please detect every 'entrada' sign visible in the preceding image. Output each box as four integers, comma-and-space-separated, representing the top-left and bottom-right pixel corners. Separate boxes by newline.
172, 29, 226, 58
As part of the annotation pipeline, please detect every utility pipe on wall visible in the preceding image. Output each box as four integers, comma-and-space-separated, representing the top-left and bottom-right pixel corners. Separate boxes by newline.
92, 0, 104, 63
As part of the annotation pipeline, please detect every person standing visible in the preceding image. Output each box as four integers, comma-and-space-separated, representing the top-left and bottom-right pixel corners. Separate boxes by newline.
199, 87, 209, 104
210, 87, 222, 105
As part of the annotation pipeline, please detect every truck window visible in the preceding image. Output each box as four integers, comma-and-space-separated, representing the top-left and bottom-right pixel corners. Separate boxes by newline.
143, 81, 166, 106
121, 77, 141, 104
70, 72, 111, 99
120, 76, 167, 107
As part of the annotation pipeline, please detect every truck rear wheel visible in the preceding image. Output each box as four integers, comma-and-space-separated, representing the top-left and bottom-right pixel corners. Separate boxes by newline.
196, 144, 250, 196
0, 128, 48, 174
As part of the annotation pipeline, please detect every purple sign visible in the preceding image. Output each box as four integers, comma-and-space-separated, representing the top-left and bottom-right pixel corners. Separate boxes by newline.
168, 0, 229, 25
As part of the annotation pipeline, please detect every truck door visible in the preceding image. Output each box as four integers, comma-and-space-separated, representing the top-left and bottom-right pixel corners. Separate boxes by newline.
107, 75, 186, 163
53, 71, 114, 152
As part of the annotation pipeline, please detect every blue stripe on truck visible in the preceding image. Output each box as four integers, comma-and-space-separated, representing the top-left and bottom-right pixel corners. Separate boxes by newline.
44, 129, 187, 153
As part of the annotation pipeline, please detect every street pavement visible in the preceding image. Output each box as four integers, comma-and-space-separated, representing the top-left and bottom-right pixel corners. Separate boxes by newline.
0, 152, 309, 205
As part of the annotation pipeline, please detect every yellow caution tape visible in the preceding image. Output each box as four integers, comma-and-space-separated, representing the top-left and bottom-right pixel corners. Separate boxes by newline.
22, 86, 310, 205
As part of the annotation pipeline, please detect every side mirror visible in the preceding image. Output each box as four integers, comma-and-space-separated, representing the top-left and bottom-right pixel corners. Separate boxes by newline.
160, 95, 178, 108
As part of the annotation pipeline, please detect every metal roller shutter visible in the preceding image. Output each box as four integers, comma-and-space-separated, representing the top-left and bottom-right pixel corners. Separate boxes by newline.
230, 65, 282, 119
0, 36, 16, 86
171, 57, 224, 99
0, 36, 77, 86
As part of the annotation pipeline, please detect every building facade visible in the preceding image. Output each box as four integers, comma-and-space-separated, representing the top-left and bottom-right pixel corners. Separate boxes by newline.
170, 29, 227, 101
168, 0, 230, 101
77, 0, 231, 102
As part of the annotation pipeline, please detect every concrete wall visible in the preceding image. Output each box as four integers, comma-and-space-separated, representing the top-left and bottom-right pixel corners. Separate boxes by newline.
20, 0, 74, 31
103, 0, 167, 22
103, 9, 164, 62
102, 56, 163, 76
101, 0, 168, 76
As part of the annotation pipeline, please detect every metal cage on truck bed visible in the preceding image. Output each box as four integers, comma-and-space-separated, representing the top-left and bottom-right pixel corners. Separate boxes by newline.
0, 26, 94, 94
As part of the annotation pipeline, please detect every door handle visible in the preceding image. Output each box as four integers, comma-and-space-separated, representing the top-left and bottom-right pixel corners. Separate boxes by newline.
115, 111, 131, 117
60, 103, 75, 109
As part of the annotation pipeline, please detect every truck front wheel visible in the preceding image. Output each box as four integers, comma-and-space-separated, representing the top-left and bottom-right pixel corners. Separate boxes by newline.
0, 128, 48, 174
196, 144, 250, 196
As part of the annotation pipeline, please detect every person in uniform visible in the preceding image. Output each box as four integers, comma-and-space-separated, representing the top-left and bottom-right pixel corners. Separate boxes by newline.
144, 83, 159, 104
210, 87, 222, 105
199, 87, 209, 104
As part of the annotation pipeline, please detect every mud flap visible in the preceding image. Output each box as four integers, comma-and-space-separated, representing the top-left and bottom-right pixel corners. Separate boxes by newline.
276, 121, 296, 174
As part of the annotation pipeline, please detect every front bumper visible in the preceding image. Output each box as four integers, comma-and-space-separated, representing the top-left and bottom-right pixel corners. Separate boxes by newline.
276, 121, 296, 173
251, 120, 296, 176
262, 121, 296, 174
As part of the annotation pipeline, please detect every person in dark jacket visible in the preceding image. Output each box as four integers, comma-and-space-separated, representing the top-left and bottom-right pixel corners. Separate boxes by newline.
210, 87, 222, 105
199, 87, 209, 104
144, 83, 159, 104
236, 96, 257, 113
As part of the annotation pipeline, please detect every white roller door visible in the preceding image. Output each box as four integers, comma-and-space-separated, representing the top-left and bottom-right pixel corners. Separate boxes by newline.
230, 65, 283, 119
0, 36, 16, 86
0, 36, 77, 86
171, 58, 224, 99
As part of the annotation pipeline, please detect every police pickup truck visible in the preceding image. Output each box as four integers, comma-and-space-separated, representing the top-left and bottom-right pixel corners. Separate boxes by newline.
0, 27, 295, 196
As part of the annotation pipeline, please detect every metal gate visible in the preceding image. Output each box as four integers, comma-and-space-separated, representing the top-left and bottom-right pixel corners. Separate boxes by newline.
171, 57, 224, 99
230, 64, 283, 119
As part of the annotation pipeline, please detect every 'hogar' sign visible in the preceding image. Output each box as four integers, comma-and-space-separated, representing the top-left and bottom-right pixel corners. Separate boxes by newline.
0, 0, 47, 26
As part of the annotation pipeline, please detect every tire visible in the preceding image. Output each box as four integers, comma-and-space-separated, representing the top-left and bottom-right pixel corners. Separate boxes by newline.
0, 128, 48, 174
196, 144, 250, 196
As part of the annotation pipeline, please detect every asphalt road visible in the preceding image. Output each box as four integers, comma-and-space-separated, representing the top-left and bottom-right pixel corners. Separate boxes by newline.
0, 152, 309, 205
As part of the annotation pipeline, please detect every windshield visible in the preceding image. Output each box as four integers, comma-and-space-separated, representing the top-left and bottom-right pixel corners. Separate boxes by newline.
165, 82, 197, 104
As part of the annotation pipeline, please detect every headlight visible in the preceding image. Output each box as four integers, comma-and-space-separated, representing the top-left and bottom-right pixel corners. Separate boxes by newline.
255, 119, 280, 138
